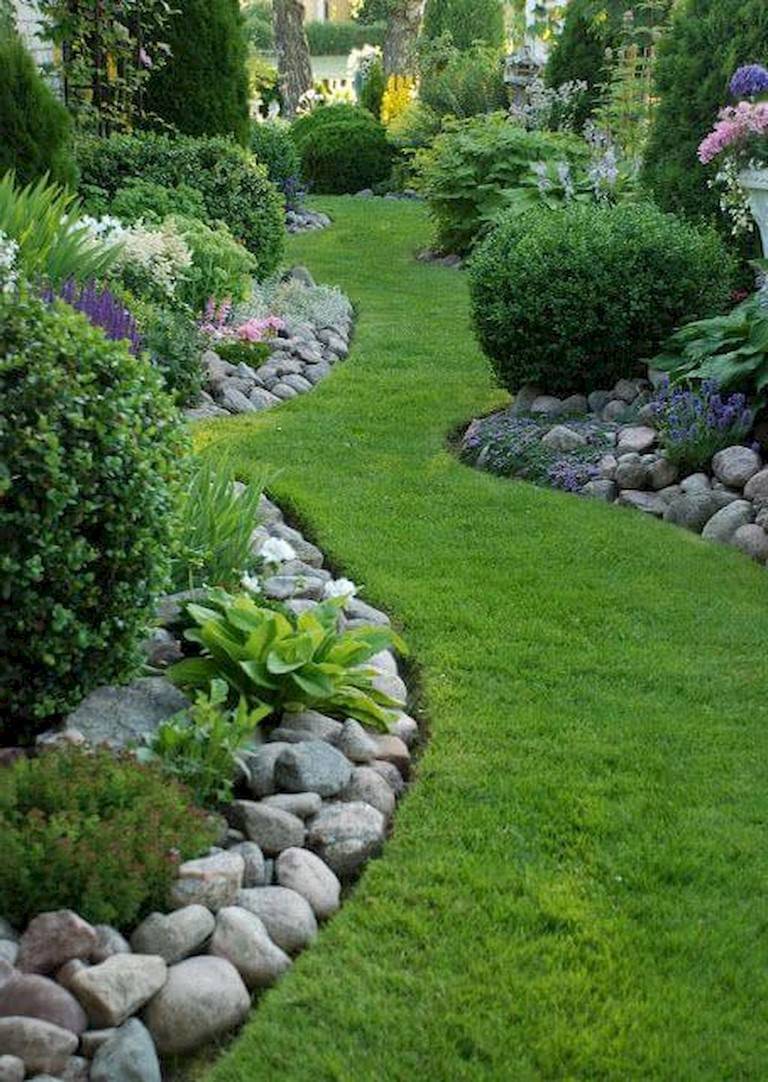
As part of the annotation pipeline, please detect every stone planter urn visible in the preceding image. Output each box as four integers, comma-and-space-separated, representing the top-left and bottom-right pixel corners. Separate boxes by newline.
740, 167, 768, 256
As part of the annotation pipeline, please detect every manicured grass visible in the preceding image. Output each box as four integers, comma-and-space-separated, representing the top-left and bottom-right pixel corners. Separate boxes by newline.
201, 198, 768, 1081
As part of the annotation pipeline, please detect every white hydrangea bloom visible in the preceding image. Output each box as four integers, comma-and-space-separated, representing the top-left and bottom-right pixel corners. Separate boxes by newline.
323, 578, 358, 602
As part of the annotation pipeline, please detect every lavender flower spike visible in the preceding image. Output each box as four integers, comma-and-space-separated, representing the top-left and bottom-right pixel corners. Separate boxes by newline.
730, 64, 768, 100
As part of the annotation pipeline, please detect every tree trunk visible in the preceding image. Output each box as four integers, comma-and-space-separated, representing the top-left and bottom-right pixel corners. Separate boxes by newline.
273, 0, 313, 118
383, 0, 426, 76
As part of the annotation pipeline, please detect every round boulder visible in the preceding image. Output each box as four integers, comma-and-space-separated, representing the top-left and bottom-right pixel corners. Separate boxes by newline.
235, 887, 317, 954
209, 907, 291, 989
275, 741, 353, 797
308, 802, 386, 880
143, 956, 250, 1056
276, 848, 341, 921
712, 446, 761, 489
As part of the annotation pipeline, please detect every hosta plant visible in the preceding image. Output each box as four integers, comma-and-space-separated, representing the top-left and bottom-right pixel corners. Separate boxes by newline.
168, 589, 407, 729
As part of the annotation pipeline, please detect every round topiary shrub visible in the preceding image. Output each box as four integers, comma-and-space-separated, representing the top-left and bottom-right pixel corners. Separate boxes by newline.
0, 292, 186, 729
468, 202, 736, 395
249, 120, 303, 206
0, 747, 219, 929
76, 132, 285, 277
291, 105, 394, 194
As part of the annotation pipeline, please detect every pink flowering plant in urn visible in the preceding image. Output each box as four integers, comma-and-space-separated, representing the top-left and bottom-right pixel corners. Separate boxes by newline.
699, 64, 768, 249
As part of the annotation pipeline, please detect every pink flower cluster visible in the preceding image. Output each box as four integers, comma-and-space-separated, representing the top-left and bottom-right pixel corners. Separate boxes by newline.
698, 100, 768, 164
199, 299, 285, 343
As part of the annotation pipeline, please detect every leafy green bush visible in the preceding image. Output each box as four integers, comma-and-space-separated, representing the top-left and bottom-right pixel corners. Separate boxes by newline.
143, 0, 250, 146
139, 680, 268, 808
0, 293, 185, 727
469, 202, 736, 395
0, 173, 119, 287
243, 0, 274, 50
250, 121, 303, 204
170, 215, 257, 312
419, 45, 508, 120
305, 19, 386, 55
642, 0, 768, 227
138, 300, 204, 406
171, 460, 265, 592
415, 113, 589, 254
421, 0, 505, 51
291, 104, 394, 194
359, 57, 387, 118
169, 589, 407, 729
76, 132, 285, 275
109, 180, 206, 225
0, 33, 77, 189
0, 748, 217, 928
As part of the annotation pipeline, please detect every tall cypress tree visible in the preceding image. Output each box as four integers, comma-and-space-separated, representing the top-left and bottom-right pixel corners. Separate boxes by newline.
642, 0, 768, 224
421, 0, 504, 52
144, 0, 250, 146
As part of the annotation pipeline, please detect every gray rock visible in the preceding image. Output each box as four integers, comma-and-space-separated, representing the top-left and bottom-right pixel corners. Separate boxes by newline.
168, 851, 244, 912
616, 425, 656, 455
0, 946, 16, 968
271, 381, 298, 400
267, 523, 324, 568
288, 265, 315, 288
60, 1056, 89, 1082
0, 1019, 77, 1076
68, 955, 166, 1028
371, 733, 411, 777
281, 373, 313, 394
276, 848, 341, 921
242, 742, 291, 797
0, 1057, 23, 1082
391, 712, 419, 747
658, 484, 682, 504
345, 598, 391, 626
275, 741, 353, 797
529, 395, 563, 417
0, 924, 16, 945
249, 387, 281, 410
90, 1019, 160, 1082
228, 802, 305, 854
143, 956, 250, 1056
616, 490, 666, 517
613, 378, 642, 403
614, 454, 647, 490
602, 400, 628, 422
370, 760, 405, 796
304, 361, 332, 385
560, 394, 588, 415
280, 711, 343, 743
338, 719, 379, 763
91, 926, 131, 964
209, 907, 291, 989
227, 842, 267, 888
220, 385, 258, 413
308, 802, 386, 879
712, 446, 762, 489
369, 649, 398, 676
755, 496, 768, 530
17, 912, 97, 975
269, 727, 323, 745
509, 383, 542, 416
664, 491, 738, 533
731, 524, 768, 563
647, 456, 678, 491
64, 678, 188, 747
581, 480, 618, 502
598, 454, 618, 480
261, 792, 323, 819
540, 425, 587, 452
680, 472, 711, 494
341, 766, 396, 819
236, 887, 317, 953
744, 467, 768, 500
701, 500, 754, 544
130, 906, 215, 963
80, 1031, 116, 1059
0, 964, 87, 1034
587, 390, 611, 414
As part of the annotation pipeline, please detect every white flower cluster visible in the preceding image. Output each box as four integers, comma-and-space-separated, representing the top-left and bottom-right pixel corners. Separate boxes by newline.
82, 215, 193, 299
0, 230, 19, 295
509, 77, 588, 134
712, 157, 755, 237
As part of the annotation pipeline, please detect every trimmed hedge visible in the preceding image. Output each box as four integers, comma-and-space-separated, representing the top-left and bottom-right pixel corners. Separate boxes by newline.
421, 0, 505, 51
291, 104, 393, 194
0, 33, 76, 189
305, 19, 386, 55
0, 293, 185, 730
250, 120, 303, 205
469, 202, 736, 395
76, 132, 284, 276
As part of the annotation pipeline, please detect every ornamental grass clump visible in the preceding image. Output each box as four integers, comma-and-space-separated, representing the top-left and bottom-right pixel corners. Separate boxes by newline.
0, 747, 218, 929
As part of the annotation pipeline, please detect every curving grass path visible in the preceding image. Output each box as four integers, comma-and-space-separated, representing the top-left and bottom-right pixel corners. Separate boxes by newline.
201, 198, 768, 1081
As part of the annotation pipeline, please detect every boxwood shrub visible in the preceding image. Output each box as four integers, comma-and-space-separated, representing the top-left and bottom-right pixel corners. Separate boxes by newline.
76, 132, 284, 277
0, 293, 186, 730
415, 113, 590, 255
291, 105, 394, 195
0, 747, 219, 929
469, 202, 736, 395
250, 120, 303, 206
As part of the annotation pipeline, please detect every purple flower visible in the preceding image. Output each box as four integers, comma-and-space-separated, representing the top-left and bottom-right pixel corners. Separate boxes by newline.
730, 64, 768, 100
43, 279, 143, 354
139, 47, 153, 69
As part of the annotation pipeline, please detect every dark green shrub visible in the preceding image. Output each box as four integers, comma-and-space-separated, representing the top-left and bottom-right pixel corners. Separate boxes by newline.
0, 34, 76, 189
305, 19, 386, 55
76, 132, 285, 275
642, 0, 768, 226
469, 202, 736, 395
144, 0, 250, 146
291, 105, 393, 194
359, 57, 387, 118
0, 293, 186, 728
421, 0, 505, 51
419, 45, 508, 120
139, 301, 204, 406
109, 180, 206, 225
415, 113, 589, 254
0, 748, 218, 929
250, 121, 303, 204
243, 0, 274, 51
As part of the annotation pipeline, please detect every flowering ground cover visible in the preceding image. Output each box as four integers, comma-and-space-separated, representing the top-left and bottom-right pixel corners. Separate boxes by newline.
198, 198, 768, 1081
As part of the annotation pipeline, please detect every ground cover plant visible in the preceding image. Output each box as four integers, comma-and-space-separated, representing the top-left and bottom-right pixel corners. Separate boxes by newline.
199, 198, 768, 1081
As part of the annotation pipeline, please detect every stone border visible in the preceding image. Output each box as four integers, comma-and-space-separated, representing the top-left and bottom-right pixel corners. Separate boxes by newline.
461, 378, 768, 567
286, 207, 332, 236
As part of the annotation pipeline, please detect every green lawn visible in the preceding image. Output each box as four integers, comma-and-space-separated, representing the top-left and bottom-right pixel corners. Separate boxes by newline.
201, 197, 768, 1081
